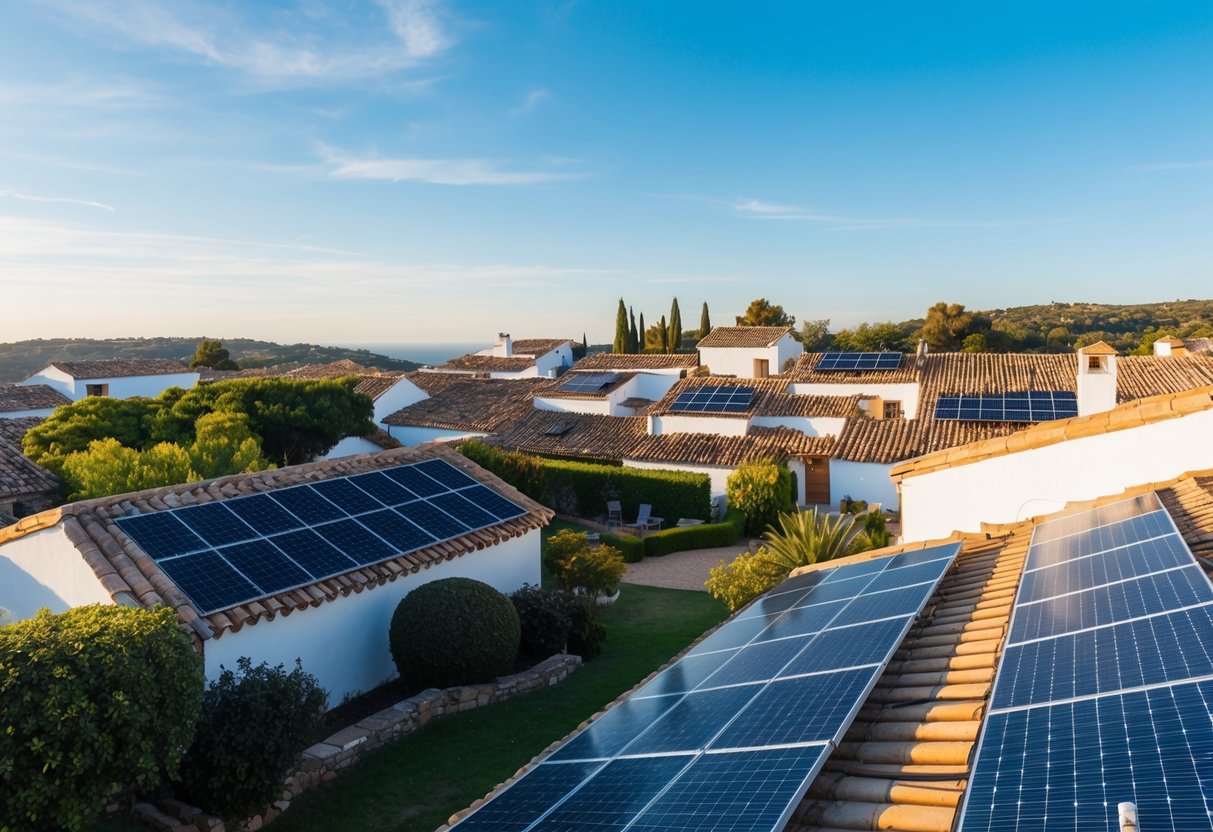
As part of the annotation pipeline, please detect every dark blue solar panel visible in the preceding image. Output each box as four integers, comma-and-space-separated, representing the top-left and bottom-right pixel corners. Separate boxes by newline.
1019, 534, 1192, 603
791, 575, 875, 606
635, 650, 741, 698
993, 605, 1213, 709
816, 351, 902, 371
218, 540, 311, 595
415, 458, 480, 491
395, 499, 470, 539
698, 636, 812, 689
268, 484, 345, 524
429, 492, 497, 530
884, 546, 962, 569
863, 559, 952, 593
270, 528, 359, 576
933, 390, 1078, 423
624, 686, 759, 755
829, 584, 936, 626
382, 464, 447, 497
531, 755, 692, 832
1008, 566, 1213, 643
668, 385, 755, 414
160, 550, 259, 614
779, 618, 913, 677
1025, 509, 1173, 570
314, 519, 396, 565
458, 484, 528, 521
356, 509, 435, 554
548, 695, 683, 762
453, 761, 603, 831
753, 600, 848, 642
223, 493, 302, 536
773, 569, 829, 592
310, 478, 383, 515
1028, 493, 1161, 547
116, 512, 207, 560
735, 587, 812, 619
556, 372, 620, 394
628, 746, 829, 832
175, 502, 258, 547
710, 668, 878, 748
347, 471, 416, 506
960, 680, 1213, 832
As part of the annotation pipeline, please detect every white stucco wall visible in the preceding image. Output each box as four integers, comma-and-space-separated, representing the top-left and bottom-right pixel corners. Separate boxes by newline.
29, 371, 200, 401
898, 408, 1213, 542
203, 531, 541, 704
632, 371, 683, 401
650, 414, 749, 437
829, 460, 900, 512
0, 407, 57, 419
533, 344, 574, 376
387, 425, 489, 446
532, 396, 613, 416
0, 525, 113, 621
372, 378, 429, 426
19, 365, 75, 397
788, 382, 922, 419
320, 436, 390, 460
750, 415, 847, 437
697, 346, 775, 378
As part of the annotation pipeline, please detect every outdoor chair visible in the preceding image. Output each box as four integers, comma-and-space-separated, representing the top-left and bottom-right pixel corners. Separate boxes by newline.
629, 503, 664, 533
606, 500, 624, 530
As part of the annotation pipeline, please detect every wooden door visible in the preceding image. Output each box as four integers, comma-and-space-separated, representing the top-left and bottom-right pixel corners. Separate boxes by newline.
802, 456, 831, 505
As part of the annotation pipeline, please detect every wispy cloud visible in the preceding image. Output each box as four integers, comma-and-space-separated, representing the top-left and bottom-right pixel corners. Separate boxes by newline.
0, 189, 115, 213
317, 144, 582, 185
511, 88, 550, 116
42, 0, 456, 80
1132, 160, 1213, 172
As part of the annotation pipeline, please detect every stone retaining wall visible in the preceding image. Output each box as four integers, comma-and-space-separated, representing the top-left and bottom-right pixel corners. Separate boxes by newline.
134, 654, 581, 832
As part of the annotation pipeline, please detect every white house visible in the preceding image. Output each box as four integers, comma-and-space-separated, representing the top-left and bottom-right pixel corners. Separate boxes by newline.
696, 326, 802, 379
0, 445, 550, 703
0, 384, 71, 419
0, 418, 59, 524
21, 359, 199, 401
384, 377, 547, 447
427, 335, 574, 380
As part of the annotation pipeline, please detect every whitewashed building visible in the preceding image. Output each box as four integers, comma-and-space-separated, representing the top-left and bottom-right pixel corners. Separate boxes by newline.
696, 326, 802, 379
425, 335, 574, 380
0, 385, 71, 419
21, 359, 199, 401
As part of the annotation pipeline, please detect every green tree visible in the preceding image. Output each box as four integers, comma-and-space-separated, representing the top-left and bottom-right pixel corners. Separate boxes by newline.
736, 298, 795, 328
962, 332, 989, 353
187, 412, 270, 479
669, 298, 683, 353
629, 308, 639, 354
189, 338, 239, 370
699, 301, 712, 340
613, 299, 629, 354
799, 319, 833, 350
59, 438, 198, 500
23, 396, 160, 477
659, 314, 669, 352
638, 312, 646, 354
920, 302, 975, 350
832, 322, 912, 352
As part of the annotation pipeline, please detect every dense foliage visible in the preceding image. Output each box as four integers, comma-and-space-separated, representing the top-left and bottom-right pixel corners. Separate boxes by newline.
726, 461, 796, 535
553, 544, 627, 598
566, 596, 607, 660
176, 657, 326, 823
704, 550, 786, 612
459, 441, 711, 523
735, 298, 795, 328
642, 508, 745, 556
0, 606, 203, 832
389, 578, 521, 690
600, 531, 645, 563
510, 585, 575, 661
189, 338, 239, 370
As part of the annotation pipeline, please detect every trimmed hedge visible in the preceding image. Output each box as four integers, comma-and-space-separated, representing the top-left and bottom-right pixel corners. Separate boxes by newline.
643, 509, 747, 557
601, 532, 645, 563
460, 441, 711, 523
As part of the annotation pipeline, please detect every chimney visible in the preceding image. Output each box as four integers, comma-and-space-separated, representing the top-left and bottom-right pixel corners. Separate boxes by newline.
1077, 341, 1118, 416
916, 338, 929, 360
1153, 336, 1186, 357
494, 332, 513, 358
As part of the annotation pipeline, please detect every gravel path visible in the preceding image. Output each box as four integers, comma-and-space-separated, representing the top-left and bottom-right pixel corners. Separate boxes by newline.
620, 542, 756, 592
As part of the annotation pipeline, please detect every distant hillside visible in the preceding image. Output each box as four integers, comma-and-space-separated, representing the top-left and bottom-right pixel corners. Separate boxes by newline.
0, 338, 421, 384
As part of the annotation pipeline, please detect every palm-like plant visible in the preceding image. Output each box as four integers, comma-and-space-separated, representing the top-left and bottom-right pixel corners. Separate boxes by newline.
758, 509, 873, 573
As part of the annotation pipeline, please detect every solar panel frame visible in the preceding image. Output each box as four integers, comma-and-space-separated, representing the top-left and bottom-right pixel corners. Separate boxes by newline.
174, 502, 259, 548
932, 390, 1079, 423
667, 385, 755, 415
816, 351, 903, 372
115, 512, 207, 560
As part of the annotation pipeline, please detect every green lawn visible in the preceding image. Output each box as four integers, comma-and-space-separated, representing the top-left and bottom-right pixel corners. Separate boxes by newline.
271, 584, 727, 832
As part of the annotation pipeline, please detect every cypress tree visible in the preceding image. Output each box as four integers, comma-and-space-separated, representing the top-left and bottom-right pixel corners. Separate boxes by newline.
659, 315, 668, 353
629, 308, 639, 354
613, 299, 628, 354
582, 333, 588, 352
699, 302, 712, 340
638, 313, 646, 353
669, 298, 682, 353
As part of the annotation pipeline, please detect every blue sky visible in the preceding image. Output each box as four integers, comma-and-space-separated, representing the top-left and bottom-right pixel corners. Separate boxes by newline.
2, 1, 1211, 345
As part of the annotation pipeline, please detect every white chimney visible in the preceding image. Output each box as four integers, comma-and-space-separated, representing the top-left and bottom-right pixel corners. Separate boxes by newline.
1153, 336, 1185, 357
493, 332, 513, 358
1077, 341, 1118, 416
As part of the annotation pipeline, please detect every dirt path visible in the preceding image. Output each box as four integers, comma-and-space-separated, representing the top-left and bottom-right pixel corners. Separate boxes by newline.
620, 542, 755, 592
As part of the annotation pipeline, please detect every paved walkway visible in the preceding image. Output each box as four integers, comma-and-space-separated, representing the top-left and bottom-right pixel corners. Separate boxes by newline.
620, 542, 755, 592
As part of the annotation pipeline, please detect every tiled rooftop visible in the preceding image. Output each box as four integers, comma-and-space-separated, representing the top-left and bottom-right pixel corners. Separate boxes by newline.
571, 352, 700, 371
791, 352, 920, 385
648, 377, 862, 420
697, 326, 795, 349
44, 359, 192, 379
0, 417, 60, 500
382, 378, 546, 432
0, 384, 71, 412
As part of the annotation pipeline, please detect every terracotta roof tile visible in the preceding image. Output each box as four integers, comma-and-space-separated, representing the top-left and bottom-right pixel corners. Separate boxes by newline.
495, 411, 648, 460
438, 354, 539, 373
510, 338, 571, 356
1116, 354, 1213, 400
533, 372, 638, 400
833, 417, 1023, 464
45, 359, 191, 379
572, 352, 700, 371
0, 417, 60, 500
697, 326, 794, 348
382, 378, 545, 432
1079, 340, 1118, 356
0, 384, 71, 412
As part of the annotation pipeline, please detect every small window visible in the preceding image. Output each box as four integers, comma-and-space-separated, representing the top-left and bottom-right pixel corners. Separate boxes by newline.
85, 383, 109, 397
753, 358, 770, 378
1087, 356, 1103, 372
883, 401, 902, 420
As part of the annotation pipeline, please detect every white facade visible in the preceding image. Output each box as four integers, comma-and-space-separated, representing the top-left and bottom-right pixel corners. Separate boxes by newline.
0, 407, 57, 420
534, 375, 640, 417
22, 365, 199, 401
387, 425, 490, 446
202, 531, 540, 702
789, 381, 922, 419
898, 407, 1213, 542
1076, 348, 1117, 416
698, 333, 802, 379
320, 436, 390, 460
0, 525, 113, 621
829, 460, 899, 512
750, 415, 847, 438
371, 378, 429, 426
649, 414, 749, 437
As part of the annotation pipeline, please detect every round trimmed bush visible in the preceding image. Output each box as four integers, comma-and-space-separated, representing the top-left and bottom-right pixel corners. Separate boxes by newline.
390, 577, 521, 690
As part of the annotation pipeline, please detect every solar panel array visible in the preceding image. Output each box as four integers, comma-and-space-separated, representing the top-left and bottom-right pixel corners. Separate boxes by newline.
958, 493, 1213, 831
557, 372, 621, 395
115, 459, 528, 616
452, 541, 962, 832
815, 351, 903, 372
933, 390, 1079, 423
667, 385, 755, 414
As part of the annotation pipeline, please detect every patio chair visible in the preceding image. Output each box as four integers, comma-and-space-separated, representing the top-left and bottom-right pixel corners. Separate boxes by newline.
606, 500, 624, 530
630, 503, 664, 532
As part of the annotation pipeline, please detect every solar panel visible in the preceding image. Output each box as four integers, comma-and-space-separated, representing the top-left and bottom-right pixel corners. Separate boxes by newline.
933, 390, 1079, 423
115, 458, 529, 615
816, 351, 903, 372
452, 541, 961, 832
452, 761, 603, 831
957, 493, 1213, 831
556, 372, 620, 395
667, 385, 755, 414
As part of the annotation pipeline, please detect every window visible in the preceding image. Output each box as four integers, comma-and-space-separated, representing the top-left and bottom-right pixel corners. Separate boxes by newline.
753, 358, 770, 378
85, 383, 109, 397
1087, 356, 1104, 372
883, 401, 902, 420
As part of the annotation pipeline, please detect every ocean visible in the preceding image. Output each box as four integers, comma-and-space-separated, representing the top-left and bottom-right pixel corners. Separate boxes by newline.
337, 342, 489, 367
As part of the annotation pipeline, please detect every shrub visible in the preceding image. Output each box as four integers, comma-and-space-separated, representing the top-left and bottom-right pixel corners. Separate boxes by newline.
601, 532, 645, 563
554, 544, 627, 598
175, 658, 325, 822
643, 519, 742, 557
705, 549, 787, 612
544, 528, 590, 573
726, 461, 796, 535
722, 507, 746, 535
566, 596, 606, 660
760, 509, 871, 572
0, 606, 203, 832
864, 510, 892, 548
511, 584, 574, 661
389, 578, 521, 690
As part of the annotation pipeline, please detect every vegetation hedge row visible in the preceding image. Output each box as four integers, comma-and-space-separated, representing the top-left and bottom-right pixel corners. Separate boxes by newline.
601, 532, 645, 563
460, 441, 711, 523
643, 509, 746, 557
0, 606, 203, 832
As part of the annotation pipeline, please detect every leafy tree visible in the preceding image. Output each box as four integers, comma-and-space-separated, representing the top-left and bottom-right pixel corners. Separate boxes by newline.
705, 551, 785, 612
669, 298, 683, 353
1045, 326, 1073, 352
59, 438, 198, 501
920, 302, 974, 350
189, 338, 239, 371
613, 299, 629, 354
962, 332, 989, 353
799, 318, 833, 350
23, 397, 158, 476
187, 412, 270, 479
736, 298, 795, 328
726, 461, 795, 535
699, 301, 712, 339
832, 322, 913, 352
659, 314, 669, 353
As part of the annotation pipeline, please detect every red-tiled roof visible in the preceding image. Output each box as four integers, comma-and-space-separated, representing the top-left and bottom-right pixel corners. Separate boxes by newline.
382, 378, 545, 432
0, 417, 60, 500
697, 326, 794, 349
